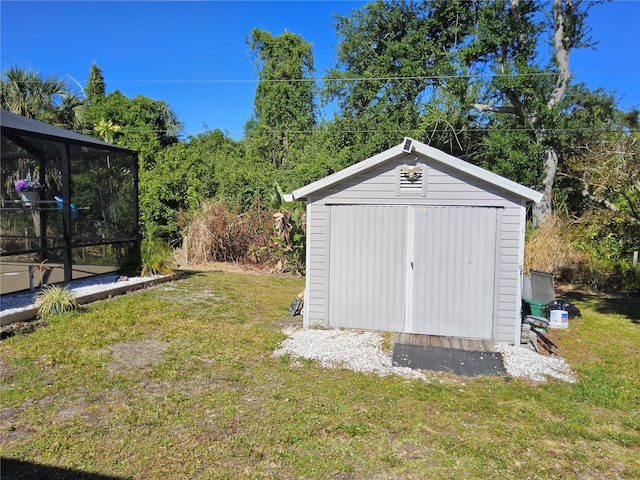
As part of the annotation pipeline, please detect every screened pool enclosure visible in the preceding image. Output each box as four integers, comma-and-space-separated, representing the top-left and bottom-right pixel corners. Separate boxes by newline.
1, 110, 139, 295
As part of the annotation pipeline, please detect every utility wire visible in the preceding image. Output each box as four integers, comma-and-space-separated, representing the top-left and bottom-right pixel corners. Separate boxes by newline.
103, 70, 640, 83
5, 70, 639, 84
74, 126, 640, 135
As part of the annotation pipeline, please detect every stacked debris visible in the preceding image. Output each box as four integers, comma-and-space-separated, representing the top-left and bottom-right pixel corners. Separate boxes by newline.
522, 315, 557, 354
521, 270, 581, 354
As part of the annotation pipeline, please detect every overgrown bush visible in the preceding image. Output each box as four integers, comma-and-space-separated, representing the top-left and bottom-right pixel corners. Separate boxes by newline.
525, 213, 639, 292
35, 285, 78, 319
181, 200, 274, 264
179, 198, 307, 274
140, 223, 175, 276
525, 214, 586, 280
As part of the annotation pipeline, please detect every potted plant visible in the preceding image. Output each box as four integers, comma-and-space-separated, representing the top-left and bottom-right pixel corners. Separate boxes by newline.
15, 178, 42, 207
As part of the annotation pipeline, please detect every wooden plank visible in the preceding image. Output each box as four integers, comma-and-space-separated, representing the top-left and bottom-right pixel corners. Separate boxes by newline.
482, 340, 496, 352
393, 333, 497, 352
467, 339, 485, 351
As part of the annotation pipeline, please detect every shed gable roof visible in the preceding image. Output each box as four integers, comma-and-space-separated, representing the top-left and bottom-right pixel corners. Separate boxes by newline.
292, 138, 543, 203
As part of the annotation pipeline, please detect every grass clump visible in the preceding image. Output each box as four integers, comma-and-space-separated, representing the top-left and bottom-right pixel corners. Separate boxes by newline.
35, 285, 78, 319
181, 200, 273, 264
525, 213, 585, 278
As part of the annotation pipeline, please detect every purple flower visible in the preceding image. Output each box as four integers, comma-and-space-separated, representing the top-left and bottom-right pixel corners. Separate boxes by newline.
15, 179, 40, 192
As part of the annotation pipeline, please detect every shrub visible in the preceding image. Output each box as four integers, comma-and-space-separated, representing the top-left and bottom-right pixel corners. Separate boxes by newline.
35, 285, 78, 319
182, 200, 273, 264
141, 223, 175, 276
525, 214, 586, 280
525, 213, 640, 292
271, 208, 306, 275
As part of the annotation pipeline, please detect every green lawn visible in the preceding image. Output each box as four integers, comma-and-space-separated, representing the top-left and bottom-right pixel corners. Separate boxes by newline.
1, 270, 638, 479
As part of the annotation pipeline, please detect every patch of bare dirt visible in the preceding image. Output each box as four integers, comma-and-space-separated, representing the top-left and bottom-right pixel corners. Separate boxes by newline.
177, 260, 303, 278
102, 339, 170, 373
177, 260, 270, 275
0, 395, 57, 445
0, 354, 25, 382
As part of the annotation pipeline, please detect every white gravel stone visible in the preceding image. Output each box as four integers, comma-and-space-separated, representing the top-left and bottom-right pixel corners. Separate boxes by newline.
495, 342, 576, 383
275, 328, 577, 383
274, 327, 428, 381
0, 274, 161, 318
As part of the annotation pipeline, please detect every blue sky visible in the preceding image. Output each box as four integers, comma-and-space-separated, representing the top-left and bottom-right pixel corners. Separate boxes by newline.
1, 0, 639, 140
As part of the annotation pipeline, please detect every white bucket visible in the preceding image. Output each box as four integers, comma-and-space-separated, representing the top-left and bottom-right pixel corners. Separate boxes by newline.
549, 310, 569, 328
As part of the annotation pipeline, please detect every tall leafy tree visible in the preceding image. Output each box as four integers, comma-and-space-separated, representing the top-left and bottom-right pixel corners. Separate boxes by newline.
324, 0, 477, 160
245, 28, 316, 167
325, 0, 608, 226
461, 0, 603, 225
86, 90, 182, 168
85, 63, 106, 103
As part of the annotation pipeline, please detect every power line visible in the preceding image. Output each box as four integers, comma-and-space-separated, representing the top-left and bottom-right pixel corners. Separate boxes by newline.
73, 126, 640, 136
5, 70, 639, 85
102, 70, 640, 83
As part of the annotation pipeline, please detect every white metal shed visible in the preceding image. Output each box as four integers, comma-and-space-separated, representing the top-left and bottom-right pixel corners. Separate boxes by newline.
292, 138, 543, 344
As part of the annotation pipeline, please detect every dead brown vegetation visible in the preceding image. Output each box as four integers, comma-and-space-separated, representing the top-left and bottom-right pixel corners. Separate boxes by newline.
179, 200, 274, 265
525, 214, 586, 279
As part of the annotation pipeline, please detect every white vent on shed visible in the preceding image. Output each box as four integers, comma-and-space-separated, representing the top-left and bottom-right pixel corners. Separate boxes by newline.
396, 162, 427, 196
400, 165, 423, 189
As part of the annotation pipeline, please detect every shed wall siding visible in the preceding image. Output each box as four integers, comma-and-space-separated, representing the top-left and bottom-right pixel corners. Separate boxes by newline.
303, 202, 329, 327
303, 152, 526, 343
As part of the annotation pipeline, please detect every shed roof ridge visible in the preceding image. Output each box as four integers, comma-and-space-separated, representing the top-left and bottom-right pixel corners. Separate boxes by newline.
291, 138, 542, 203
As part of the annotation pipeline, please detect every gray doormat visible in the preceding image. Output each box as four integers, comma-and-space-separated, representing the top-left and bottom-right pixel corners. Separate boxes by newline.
392, 343, 506, 377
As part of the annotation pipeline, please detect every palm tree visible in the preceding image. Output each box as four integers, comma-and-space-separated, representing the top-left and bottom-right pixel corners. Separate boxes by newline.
1, 67, 67, 117
94, 118, 121, 143
0, 66, 86, 130
55, 92, 87, 130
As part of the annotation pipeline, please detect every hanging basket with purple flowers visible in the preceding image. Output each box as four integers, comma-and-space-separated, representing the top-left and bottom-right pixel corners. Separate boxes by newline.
15, 178, 42, 192
15, 178, 42, 207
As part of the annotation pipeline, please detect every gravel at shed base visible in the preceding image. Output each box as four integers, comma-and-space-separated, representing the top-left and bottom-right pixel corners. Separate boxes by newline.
274, 328, 577, 383
495, 342, 576, 383
273, 327, 428, 381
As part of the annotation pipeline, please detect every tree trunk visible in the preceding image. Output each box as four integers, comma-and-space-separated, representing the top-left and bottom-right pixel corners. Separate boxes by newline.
533, 147, 559, 226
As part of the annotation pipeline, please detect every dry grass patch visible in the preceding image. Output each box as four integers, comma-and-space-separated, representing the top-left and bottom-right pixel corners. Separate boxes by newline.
524, 214, 585, 276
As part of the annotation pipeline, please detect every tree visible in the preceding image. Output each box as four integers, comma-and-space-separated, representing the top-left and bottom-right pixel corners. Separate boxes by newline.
94, 118, 121, 143
86, 90, 182, 168
141, 130, 272, 236
325, 0, 606, 226
245, 29, 316, 167
458, 0, 602, 225
55, 91, 87, 130
0, 66, 85, 129
564, 104, 640, 255
324, 1, 478, 160
85, 63, 106, 103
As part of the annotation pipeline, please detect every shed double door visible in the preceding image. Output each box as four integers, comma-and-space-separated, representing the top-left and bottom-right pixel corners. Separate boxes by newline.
328, 205, 498, 339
